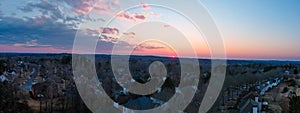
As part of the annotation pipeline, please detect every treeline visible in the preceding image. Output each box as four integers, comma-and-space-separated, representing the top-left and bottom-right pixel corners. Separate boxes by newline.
0, 82, 33, 113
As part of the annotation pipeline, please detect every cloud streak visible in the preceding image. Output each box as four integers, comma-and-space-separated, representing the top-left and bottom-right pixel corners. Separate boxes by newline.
115, 11, 150, 21
123, 32, 136, 36
115, 4, 160, 22
0, 45, 71, 53
0, 15, 77, 50
18, 0, 119, 27
0, 0, 164, 54
136, 42, 166, 51
13, 40, 51, 48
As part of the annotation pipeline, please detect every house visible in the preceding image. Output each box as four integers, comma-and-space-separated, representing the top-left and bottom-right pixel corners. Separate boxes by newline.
285, 70, 290, 75
238, 99, 259, 113
123, 107, 134, 113
124, 96, 156, 110
157, 87, 162, 93
150, 97, 164, 105
32, 81, 59, 99
237, 93, 262, 113
0, 75, 8, 82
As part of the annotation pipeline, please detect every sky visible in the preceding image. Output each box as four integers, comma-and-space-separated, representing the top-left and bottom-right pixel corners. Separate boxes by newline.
0, 0, 299, 60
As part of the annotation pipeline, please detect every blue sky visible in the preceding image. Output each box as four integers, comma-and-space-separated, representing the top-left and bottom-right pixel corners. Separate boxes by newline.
201, 0, 300, 60
0, 0, 300, 60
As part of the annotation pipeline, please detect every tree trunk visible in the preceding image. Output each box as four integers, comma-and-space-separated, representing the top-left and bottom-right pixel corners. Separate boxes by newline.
45, 101, 48, 112
40, 101, 42, 113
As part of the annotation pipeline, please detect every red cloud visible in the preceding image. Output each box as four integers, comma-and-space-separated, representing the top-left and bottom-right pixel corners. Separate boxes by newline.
133, 14, 146, 20
141, 3, 150, 10
115, 11, 135, 21
115, 11, 151, 21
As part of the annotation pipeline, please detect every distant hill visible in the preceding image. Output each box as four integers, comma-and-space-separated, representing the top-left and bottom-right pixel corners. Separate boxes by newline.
0, 52, 299, 65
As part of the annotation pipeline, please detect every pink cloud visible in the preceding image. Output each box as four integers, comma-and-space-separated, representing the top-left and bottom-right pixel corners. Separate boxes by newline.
73, 0, 120, 15
98, 27, 120, 43
71, 0, 95, 14
149, 12, 161, 17
74, 6, 93, 14
82, 27, 120, 43
135, 42, 166, 51
115, 10, 161, 22
141, 3, 150, 10
164, 24, 171, 28
133, 14, 146, 20
115, 11, 150, 21
115, 11, 135, 21
13, 40, 51, 47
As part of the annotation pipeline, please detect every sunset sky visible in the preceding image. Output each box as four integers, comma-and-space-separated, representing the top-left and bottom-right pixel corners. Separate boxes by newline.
0, 0, 300, 60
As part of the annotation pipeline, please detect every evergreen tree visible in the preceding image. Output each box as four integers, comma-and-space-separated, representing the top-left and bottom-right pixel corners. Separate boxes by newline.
289, 96, 300, 113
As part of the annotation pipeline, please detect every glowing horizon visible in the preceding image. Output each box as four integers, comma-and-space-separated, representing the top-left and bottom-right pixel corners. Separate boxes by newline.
0, 0, 300, 60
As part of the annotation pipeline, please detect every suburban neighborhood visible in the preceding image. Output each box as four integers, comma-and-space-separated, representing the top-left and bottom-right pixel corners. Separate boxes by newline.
0, 54, 300, 113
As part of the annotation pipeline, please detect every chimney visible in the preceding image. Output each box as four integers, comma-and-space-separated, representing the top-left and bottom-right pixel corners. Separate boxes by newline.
255, 97, 259, 103
253, 107, 258, 113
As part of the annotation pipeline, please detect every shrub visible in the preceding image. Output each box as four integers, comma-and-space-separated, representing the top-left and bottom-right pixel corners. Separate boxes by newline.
282, 87, 289, 93
288, 80, 297, 87
289, 96, 300, 113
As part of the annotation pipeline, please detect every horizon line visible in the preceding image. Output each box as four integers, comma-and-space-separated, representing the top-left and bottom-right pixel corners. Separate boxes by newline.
0, 52, 299, 62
